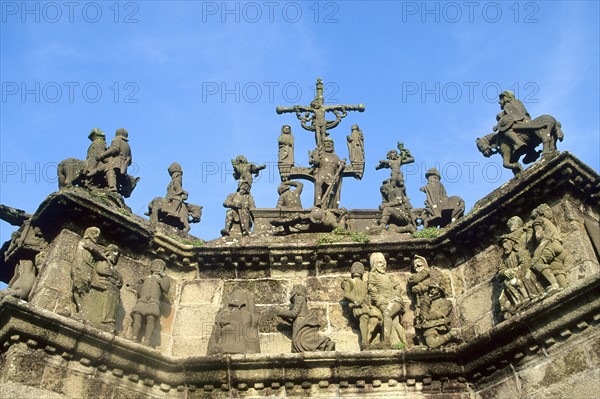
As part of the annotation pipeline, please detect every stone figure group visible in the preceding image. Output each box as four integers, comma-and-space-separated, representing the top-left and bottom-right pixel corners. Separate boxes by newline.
497, 203, 567, 319
66, 226, 172, 345
58, 128, 139, 199
341, 252, 459, 350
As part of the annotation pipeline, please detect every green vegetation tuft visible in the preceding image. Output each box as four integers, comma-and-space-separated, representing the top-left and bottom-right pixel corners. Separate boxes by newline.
411, 227, 440, 239
318, 227, 370, 244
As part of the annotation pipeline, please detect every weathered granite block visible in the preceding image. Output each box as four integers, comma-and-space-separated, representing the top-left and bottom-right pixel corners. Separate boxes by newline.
222, 279, 289, 305
179, 279, 223, 306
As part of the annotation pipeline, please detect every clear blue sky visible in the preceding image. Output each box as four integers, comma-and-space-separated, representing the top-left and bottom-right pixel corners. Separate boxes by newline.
1, 0, 599, 245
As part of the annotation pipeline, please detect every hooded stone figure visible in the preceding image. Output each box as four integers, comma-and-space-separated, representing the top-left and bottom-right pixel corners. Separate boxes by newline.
207, 289, 261, 355
275, 284, 335, 353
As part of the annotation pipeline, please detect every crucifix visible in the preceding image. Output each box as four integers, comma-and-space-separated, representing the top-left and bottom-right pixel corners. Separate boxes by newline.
276, 78, 365, 209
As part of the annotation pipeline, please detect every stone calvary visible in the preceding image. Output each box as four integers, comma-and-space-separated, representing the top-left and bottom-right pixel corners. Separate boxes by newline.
0, 80, 598, 399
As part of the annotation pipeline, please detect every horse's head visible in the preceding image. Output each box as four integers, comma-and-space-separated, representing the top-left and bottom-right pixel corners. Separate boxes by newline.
476, 134, 497, 158
187, 204, 203, 223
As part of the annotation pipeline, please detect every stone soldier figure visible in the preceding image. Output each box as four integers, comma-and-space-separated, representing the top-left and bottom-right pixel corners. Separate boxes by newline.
96, 128, 132, 193
131, 259, 171, 347
493, 91, 531, 152
86, 244, 123, 332
71, 227, 107, 315
85, 128, 107, 178
367, 252, 407, 348
221, 182, 256, 236
276, 181, 303, 210
529, 204, 567, 292
341, 262, 374, 350
274, 284, 335, 353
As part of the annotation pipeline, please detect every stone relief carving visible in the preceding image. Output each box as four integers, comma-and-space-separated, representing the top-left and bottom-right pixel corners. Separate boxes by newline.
408, 255, 459, 348
0, 259, 36, 301
476, 91, 564, 175
207, 289, 261, 355
130, 259, 171, 347
85, 244, 123, 333
273, 284, 335, 353
341, 262, 372, 350
146, 162, 202, 233
71, 227, 108, 317
367, 252, 407, 348
530, 204, 567, 292
497, 204, 568, 319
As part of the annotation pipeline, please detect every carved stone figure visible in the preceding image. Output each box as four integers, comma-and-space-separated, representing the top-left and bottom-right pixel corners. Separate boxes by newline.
232, 155, 266, 190
346, 124, 364, 169
85, 128, 107, 178
207, 289, 261, 355
276, 181, 303, 210
377, 180, 417, 233
274, 284, 335, 353
71, 227, 107, 315
4, 219, 47, 262
407, 255, 433, 336
417, 168, 465, 228
497, 234, 543, 318
270, 205, 348, 234
0, 259, 36, 301
96, 128, 133, 193
476, 91, 564, 175
418, 284, 460, 348
312, 138, 345, 208
146, 163, 202, 233
85, 244, 123, 332
276, 78, 365, 147
367, 252, 406, 348
529, 204, 567, 292
221, 182, 256, 237
131, 259, 171, 347
341, 262, 375, 350
376, 143, 414, 195
278, 125, 294, 178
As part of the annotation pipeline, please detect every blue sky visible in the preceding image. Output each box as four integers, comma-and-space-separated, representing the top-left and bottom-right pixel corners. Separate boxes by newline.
1, 0, 599, 245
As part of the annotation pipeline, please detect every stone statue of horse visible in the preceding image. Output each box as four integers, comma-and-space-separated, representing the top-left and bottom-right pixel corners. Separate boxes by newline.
476, 114, 564, 175
57, 158, 139, 198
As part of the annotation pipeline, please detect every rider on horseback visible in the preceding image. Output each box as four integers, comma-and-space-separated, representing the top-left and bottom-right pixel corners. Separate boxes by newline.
494, 91, 531, 153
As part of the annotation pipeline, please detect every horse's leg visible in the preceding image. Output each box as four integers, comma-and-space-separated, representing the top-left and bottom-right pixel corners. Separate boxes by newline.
501, 150, 522, 175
